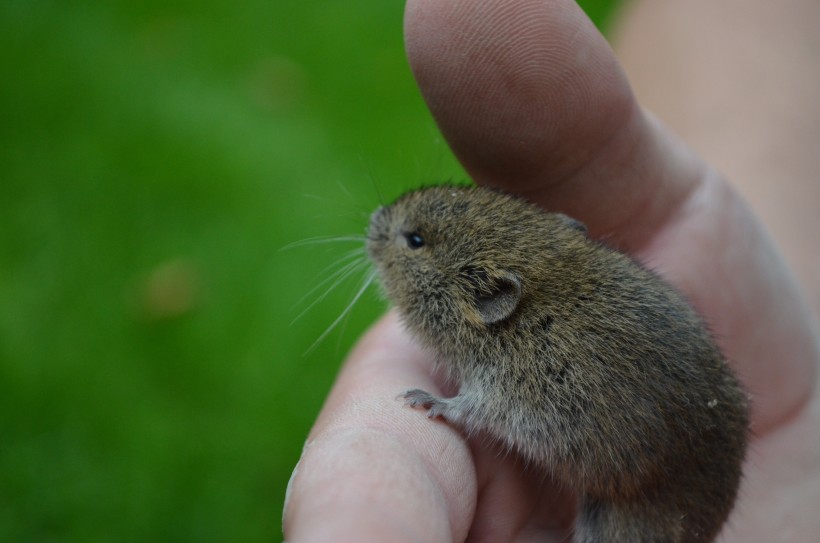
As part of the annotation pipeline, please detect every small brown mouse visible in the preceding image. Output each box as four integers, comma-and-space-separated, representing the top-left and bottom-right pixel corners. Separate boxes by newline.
366, 184, 748, 543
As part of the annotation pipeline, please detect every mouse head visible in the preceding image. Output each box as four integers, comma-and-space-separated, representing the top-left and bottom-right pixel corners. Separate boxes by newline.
366, 185, 585, 345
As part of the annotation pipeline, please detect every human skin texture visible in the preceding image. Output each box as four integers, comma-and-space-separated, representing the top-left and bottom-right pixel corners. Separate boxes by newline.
282, 1, 820, 542
613, 0, 820, 319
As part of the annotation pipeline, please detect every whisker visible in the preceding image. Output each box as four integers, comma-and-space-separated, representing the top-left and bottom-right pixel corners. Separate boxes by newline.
311, 246, 365, 278
300, 192, 328, 203
334, 179, 358, 205
279, 235, 367, 251
290, 257, 368, 323
304, 269, 377, 356
359, 154, 385, 207
300, 187, 367, 217
332, 268, 376, 353
289, 248, 366, 310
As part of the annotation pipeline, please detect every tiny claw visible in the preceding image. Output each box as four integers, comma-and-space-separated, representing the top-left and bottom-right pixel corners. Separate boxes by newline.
401, 389, 449, 419
402, 388, 437, 409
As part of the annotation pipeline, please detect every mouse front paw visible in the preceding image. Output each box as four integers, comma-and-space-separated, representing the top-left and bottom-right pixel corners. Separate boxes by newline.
402, 389, 449, 419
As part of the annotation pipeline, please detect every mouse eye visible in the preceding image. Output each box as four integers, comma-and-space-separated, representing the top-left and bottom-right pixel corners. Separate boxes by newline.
404, 232, 425, 249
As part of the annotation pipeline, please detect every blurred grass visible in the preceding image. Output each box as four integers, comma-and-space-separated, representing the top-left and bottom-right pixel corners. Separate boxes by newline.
0, 1, 619, 540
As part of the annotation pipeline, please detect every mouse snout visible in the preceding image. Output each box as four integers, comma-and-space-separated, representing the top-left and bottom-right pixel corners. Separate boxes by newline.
369, 205, 386, 227
367, 205, 388, 238
366, 205, 391, 260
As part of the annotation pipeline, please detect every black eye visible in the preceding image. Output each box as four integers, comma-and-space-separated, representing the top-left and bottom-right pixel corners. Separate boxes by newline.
405, 232, 425, 249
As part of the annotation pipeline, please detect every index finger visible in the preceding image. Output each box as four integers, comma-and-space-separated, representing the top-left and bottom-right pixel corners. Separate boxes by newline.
283, 313, 476, 542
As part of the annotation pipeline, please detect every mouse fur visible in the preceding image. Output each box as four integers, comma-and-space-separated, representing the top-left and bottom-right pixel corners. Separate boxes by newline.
366, 184, 748, 543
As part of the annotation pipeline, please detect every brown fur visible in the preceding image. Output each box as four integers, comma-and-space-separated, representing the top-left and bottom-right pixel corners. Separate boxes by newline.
367, 185, 748, 543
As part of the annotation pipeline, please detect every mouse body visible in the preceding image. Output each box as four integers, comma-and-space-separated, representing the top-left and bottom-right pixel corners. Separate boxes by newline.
366, 184, 748, 543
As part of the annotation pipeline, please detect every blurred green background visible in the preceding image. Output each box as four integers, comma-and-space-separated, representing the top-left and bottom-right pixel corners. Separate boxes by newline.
0, 1, 617, 540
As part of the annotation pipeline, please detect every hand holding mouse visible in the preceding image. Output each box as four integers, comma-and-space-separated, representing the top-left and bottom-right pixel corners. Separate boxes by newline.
283, 1, 820, 541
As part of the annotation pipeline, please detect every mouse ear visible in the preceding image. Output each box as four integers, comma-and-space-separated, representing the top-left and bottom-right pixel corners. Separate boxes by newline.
556, 213, 588, 235
475, 272, 522, 325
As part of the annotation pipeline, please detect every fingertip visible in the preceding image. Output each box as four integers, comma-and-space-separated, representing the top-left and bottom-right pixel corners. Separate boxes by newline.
309, 311, 435, 437
285, 311, 477, 542
403, 0, 705, 250
284, 428, 446, 542
404, 0, 633, 190
284, 422, 474, 543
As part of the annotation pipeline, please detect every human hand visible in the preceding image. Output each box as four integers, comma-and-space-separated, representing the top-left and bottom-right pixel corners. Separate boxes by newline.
283, 1, 820, 541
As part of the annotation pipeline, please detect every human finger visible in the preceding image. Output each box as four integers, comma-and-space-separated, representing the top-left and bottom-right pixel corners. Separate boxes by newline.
404, 0, 819, 433
282, 312, 476, 543
614, 0, 820, 316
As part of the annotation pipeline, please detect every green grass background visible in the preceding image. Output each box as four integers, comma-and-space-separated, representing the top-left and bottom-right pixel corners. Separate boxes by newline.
1, 1, 618, 540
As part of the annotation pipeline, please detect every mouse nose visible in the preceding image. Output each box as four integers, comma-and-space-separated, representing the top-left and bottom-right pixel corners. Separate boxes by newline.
366, 206, 390, 258
368, 205, 387, 233
371, 205, 385, 219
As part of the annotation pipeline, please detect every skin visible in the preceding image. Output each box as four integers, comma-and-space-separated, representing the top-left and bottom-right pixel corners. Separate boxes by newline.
283, 1, 820, 542
613, 0, 820, 319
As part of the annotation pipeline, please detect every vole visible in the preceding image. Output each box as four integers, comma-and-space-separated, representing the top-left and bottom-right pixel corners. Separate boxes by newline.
366, 184, 748, 543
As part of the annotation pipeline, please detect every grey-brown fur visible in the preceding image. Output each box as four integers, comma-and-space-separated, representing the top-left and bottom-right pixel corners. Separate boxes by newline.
367, 185, 748, 543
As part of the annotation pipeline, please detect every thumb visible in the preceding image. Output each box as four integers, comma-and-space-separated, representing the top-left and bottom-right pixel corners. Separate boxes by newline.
404, 0, 819, 432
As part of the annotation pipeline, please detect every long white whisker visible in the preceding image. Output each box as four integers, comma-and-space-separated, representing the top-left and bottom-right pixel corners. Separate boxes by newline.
335, 179, 357, 204
279, 235, 367, 251
290, 262, 363, 315
290, 248, 366, 310
311, 246, 365, 278
290, 258, 368, 324
359, 154, 385, 207
304, 269, 377, 356
332, 271, 371, 354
